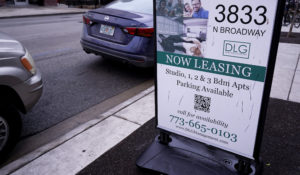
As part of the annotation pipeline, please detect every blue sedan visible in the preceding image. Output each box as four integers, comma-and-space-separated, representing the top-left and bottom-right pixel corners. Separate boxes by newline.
80, 0, 154, 67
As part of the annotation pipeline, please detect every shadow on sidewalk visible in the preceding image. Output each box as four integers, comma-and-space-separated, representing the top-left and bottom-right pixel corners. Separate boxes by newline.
280, 32, 300, 44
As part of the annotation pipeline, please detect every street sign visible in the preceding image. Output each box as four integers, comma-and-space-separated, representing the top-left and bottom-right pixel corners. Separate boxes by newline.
156, 0, 284, 159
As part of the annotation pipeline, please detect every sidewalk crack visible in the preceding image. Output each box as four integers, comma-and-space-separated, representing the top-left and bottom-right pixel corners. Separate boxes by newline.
114, 115, 142, 126
287, 53, 300, 101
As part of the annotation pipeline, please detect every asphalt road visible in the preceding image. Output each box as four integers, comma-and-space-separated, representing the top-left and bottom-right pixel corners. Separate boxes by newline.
0, 14, 154, 137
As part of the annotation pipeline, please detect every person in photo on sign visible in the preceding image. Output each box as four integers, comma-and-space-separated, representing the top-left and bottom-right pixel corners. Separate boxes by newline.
191, 0, 209, 19
189, 43, 202, 57
184, 37, 203, 57
159, 34, 186, 53
157, 0, 169, 16
158, 34, 203, 57
165, 0, 175, 16
183, 2, 193, 17
172, 0, 184, 17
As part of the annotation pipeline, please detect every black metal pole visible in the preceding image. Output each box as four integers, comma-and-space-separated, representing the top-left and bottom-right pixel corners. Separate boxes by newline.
252, 0, 286, 160
154, 0, 159, 131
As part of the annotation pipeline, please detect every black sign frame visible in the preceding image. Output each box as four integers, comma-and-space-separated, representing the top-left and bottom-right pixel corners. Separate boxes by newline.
154, 0, 286, 161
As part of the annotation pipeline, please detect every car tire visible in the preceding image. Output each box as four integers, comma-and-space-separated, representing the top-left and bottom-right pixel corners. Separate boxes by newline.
0, 105, 22, 163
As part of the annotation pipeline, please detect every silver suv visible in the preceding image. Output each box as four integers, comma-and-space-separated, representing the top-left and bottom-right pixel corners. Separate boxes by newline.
0, 32, 43, 162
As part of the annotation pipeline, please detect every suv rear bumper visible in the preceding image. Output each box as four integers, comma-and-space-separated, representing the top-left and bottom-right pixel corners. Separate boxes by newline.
80, 39, 154, 67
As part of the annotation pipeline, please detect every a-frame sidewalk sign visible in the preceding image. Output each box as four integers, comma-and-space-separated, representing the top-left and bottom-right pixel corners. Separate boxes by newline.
137, 0, 285, 174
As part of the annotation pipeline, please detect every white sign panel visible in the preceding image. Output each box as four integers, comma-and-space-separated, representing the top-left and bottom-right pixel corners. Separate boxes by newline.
156, 0, 279, 159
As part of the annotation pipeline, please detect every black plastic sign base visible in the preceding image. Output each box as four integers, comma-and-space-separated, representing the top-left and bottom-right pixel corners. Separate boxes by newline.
136, 134, 262, 175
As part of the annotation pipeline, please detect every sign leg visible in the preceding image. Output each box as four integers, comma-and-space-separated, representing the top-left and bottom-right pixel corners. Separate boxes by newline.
159, 131, 171, 145
236, 159, 253, 175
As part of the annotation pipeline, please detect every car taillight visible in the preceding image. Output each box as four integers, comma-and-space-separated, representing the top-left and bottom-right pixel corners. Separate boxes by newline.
123, 27, 154, 37
83, 15, 91, 25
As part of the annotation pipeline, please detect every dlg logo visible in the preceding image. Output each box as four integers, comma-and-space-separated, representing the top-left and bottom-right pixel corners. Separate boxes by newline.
223, 41, 251, 59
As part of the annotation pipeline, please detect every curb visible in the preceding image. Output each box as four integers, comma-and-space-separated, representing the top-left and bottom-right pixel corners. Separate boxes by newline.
0, 86, 154, 175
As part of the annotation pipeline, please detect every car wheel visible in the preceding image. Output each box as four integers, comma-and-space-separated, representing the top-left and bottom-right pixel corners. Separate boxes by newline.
0, 105, 22, 163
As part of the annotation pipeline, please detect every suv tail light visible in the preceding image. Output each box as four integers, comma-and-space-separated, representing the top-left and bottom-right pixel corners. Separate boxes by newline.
123, 27, 154, 37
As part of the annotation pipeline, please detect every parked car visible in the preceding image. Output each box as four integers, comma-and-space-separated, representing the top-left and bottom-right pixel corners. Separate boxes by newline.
0, 32, 43, 162
80, 0, 154, 67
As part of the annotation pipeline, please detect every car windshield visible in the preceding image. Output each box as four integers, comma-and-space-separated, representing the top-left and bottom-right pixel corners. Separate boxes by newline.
105, 0, 153, 15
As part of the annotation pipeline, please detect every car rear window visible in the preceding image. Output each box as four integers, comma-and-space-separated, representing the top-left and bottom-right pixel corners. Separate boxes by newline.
105, 0, 153, 15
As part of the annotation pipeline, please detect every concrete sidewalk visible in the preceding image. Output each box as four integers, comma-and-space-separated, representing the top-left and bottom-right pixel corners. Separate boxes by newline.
281, 24, 300, 33
0, 4, 88, 19
271, 43, 300, 102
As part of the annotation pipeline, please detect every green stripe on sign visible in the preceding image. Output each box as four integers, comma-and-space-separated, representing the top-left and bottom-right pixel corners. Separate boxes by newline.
157, 51, 266, 82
